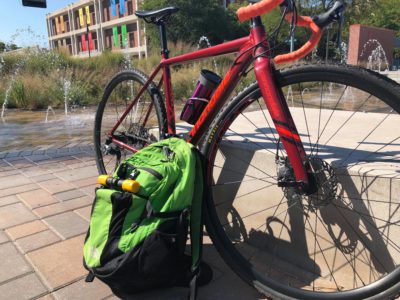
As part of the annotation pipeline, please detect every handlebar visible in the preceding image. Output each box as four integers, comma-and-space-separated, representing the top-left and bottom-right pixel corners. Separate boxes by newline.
237, 0, 346, 64
237, 0, 285, 23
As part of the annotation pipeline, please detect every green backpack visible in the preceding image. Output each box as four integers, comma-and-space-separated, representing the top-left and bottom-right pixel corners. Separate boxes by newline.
83, 138, 205, 298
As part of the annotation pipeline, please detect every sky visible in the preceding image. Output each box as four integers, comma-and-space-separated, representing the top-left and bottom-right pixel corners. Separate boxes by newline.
0, 0, 75, 47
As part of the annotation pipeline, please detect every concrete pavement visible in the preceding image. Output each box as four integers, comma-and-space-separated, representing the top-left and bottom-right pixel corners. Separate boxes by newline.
0, 144, 263, 300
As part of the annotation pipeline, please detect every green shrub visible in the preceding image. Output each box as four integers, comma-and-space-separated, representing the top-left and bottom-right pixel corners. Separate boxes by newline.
9, 80, 26, 107
68, 81, 95, 107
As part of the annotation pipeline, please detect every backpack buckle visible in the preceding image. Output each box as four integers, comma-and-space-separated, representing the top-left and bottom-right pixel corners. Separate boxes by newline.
129, 168, 140, 179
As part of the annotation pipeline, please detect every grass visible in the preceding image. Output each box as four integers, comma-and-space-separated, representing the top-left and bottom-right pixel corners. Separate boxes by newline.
0, 43, 258, 111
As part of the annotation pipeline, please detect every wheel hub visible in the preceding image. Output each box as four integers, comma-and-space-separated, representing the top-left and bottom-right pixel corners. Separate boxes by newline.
276, 156, 338, 211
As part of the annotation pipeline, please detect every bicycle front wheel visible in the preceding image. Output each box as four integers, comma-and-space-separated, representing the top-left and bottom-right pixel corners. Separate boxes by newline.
202, 64, 400, 299
94, 70, 167, 175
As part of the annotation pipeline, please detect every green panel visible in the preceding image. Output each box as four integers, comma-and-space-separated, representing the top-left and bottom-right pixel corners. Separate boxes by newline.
117, 138, 197, 253
112, 26, 119, 48
83, 189, 115, 268
121, 24, 128, 47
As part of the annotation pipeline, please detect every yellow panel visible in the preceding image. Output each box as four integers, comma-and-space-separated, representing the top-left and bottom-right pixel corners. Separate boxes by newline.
79, 8, 84, 27
55, 16, 60, 34
85, 6, 91, 25
60, 15, 65, 32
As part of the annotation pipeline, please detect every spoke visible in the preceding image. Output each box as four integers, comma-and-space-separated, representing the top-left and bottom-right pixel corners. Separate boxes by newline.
336, 111, 393, 168
311, 82, 324, 157
332, 203, 400, 253
213, 176, 275, 186
310, 85, 348, 154
213, 164, 277, 184
298, 83, 313, 152
313, 212, 317, 291
331, 204, 393, 274
215, 142, 278, 180
237, 113, 278, 156
221, 200, 285, 227
305, 215, 342, 291
256, 100, 285, 157
323, 94, 373, 146
346, 135, 400, 172
340, 195, 399, 204
333, 202, 400, 228
235, 184, 276, 200
215, 183, 275, 208
267, 199, 288, 273
314, 212, 367, 287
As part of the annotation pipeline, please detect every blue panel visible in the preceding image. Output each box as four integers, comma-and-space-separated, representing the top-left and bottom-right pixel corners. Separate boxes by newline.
111, 0, 117, 17
120, 0, 126, 15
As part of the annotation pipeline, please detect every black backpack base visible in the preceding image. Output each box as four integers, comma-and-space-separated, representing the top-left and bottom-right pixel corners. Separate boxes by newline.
98, 255, 213, 299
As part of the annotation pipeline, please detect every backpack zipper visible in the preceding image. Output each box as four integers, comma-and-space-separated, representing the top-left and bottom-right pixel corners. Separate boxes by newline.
123, 162, 164, 180
136, 167, 164, 180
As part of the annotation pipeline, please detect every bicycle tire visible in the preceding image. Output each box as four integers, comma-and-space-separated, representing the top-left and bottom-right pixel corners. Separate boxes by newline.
94, 69, 167, 175
201, 63, 400, 299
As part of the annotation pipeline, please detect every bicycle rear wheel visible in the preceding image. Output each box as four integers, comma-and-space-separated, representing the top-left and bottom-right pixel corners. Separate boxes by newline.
201, 64, 400, 299
94, 69, 167, 175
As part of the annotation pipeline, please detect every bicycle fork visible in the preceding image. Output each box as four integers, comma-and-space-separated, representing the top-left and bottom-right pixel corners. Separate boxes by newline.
251, 22, 314, 194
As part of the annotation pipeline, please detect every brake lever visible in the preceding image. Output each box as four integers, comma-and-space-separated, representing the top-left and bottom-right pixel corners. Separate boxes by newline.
312, 1, 346, 29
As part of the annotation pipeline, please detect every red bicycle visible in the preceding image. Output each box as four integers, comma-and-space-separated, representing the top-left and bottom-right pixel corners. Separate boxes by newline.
94, 0, 400, 298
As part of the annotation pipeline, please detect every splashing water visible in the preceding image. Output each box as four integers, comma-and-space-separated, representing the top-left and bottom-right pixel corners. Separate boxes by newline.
0, 56, 4, 74
311, 48, 320, 63
45, 106, 56, 123
197, 36, 218, 70
197, 36, 212, 49
122, 37, 133, 70
1, 59, 25, 119
63, 79, 71, 117
286, 86, 294, 107
360, 39, 389, 72
302, 88, 310, 97
336, 42, 348, 64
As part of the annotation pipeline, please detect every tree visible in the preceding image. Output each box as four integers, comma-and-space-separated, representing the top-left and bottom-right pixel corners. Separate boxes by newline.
8, 44, 18, 51
141, 0, 248, 49
368, 0, 400, 36
0, 42, 5, 52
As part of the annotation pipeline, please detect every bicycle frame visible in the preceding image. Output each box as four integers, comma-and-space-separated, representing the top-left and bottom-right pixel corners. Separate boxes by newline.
109, 19, 311, 189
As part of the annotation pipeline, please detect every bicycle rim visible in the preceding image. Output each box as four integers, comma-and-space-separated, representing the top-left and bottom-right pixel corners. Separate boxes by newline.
202, 64, 400, 299
94, 70, 166, 175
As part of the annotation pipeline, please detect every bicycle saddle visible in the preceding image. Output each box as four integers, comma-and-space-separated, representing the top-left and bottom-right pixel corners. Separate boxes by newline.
135, 7, 179, 25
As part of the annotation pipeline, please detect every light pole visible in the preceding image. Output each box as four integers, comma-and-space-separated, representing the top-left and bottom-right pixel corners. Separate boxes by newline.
87, 24, 91, 58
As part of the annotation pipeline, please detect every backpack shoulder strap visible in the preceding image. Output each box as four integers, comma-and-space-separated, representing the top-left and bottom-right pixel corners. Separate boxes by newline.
189, 148, 204, 300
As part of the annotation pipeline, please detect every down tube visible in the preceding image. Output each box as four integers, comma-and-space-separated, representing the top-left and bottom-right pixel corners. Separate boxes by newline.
188, 51, 253, 145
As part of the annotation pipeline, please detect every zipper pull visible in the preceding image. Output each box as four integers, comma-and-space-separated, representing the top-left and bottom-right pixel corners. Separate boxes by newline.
130, 222, 139, 233
162, 146, 175, 161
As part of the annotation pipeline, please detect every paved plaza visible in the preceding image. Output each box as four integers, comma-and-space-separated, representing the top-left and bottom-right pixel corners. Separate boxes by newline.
0, 143, 262, 300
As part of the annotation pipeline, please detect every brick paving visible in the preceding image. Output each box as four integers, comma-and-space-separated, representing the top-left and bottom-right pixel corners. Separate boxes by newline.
0, 145, 263, 300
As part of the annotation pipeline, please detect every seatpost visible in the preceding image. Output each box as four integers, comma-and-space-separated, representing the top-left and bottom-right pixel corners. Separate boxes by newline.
159, 23, 169, 58
250, 16, 263, 27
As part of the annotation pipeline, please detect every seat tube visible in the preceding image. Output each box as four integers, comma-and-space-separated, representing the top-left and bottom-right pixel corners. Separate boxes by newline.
159, 23, 176, 134
251, 19, 310, 187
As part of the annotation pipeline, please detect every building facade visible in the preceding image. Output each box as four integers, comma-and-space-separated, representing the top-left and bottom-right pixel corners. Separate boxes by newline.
46, 0, 147, 58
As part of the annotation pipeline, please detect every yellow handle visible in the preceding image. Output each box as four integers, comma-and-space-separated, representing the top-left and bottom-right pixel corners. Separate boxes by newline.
121, 180, 141, 193
97, 175, 141, 193
98, 175, 109, 186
